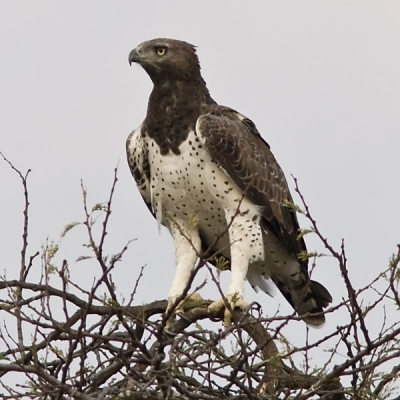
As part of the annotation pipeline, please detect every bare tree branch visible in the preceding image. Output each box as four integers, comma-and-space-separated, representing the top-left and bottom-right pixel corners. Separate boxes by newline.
1, 156, 399, 399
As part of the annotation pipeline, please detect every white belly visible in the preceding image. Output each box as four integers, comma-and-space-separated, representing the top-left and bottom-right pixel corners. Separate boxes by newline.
147, 131, 263, 258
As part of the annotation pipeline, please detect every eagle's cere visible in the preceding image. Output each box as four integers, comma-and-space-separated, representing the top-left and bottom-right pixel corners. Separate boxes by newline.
126, 38, 332, 327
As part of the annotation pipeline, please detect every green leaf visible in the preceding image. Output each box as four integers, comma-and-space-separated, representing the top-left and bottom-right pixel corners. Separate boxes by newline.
297, 251, 315, 262
47, 264, 57, 274
283, 200, 304, 214
297, 228, 314, 240
60, 222, 80, 238
92, 203, 108, 212
76, 255, 93, 262
215, 256, 229, 272
47, 243, 59, 260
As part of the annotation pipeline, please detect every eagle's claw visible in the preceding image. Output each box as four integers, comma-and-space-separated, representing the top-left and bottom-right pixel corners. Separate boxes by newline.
208, 294, 249, 327
165, 293, 203, 328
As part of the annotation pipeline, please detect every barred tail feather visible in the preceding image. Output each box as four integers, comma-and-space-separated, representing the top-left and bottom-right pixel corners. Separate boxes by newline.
292, 280, 332, 327
273, 278, 332, 327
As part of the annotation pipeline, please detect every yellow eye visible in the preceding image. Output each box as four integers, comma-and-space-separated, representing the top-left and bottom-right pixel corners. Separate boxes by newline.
156, 47, 166, 56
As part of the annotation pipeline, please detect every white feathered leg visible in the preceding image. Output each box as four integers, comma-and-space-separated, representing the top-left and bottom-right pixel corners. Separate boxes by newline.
167, 220, 201, 315
209, 202, 264, 326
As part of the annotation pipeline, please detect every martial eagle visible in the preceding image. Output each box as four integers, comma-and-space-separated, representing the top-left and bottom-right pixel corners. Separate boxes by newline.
126, 38, 332, 326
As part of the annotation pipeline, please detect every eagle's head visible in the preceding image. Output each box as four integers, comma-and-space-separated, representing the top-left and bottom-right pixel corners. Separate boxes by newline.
129, 38, 201, 83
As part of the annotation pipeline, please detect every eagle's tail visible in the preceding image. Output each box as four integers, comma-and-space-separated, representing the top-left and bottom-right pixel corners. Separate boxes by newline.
274, 277, 332, 327
291, 280, 332, 327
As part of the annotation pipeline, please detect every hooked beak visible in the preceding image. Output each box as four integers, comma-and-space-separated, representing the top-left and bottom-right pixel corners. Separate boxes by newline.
128, 48, 141, 65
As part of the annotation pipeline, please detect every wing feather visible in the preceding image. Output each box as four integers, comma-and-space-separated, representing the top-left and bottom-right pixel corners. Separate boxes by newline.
196, 107, 306, 257
126, 126, 153, 217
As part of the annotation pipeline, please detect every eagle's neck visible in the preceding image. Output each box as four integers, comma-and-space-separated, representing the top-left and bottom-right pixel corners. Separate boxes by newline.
144, 78, 215, 156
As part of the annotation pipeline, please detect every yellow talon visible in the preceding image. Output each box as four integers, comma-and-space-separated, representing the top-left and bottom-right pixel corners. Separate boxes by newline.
166, 293, 204, 328
208, 294, 249, 327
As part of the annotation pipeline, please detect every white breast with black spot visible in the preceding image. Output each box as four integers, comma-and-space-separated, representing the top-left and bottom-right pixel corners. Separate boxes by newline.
148, 130, 264, 267
146, 131, 226, 237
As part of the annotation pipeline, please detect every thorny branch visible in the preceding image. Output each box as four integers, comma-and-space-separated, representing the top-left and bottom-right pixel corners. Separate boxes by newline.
0, 157, 400, 399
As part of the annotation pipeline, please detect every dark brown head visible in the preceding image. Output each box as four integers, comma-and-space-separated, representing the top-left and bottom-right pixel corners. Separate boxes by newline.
129, 38, 202, 84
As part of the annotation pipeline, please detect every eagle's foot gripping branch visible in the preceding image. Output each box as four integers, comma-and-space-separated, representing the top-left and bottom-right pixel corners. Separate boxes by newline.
165, 292, 204, 328
208, 294, 249, 327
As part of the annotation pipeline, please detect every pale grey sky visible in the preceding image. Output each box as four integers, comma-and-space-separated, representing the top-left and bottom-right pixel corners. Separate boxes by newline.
1, 0, 399, 379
